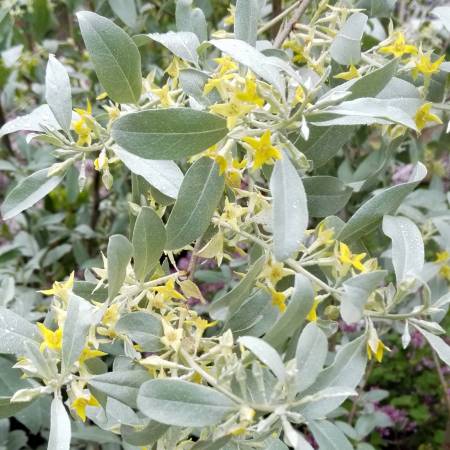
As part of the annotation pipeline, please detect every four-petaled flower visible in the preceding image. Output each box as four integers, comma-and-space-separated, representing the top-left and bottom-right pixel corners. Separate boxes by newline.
39, 272, 74, 303
72, 394, 100, 422
367, 338, 388, 363
379, 32, 417, 58
151, 278, 185, 302
242, 130, 282, 170
339, 242, 367, 272
37, 323, 62, 352
414, 103, 442, 131
72, 100, 94, 146
334, 64, 360, 81
413, 53, 445, 79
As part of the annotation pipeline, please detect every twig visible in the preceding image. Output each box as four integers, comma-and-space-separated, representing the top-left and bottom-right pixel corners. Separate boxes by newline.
0, 101, 13, 156
186, 238, 203, 280
348, 359, 375, 424
258, 1, 302, 35
273, 0, 312, 48
271, 0, 283, 38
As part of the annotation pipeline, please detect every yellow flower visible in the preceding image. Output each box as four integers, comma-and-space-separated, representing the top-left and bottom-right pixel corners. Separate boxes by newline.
269, 287, 286, 312
39, 271, 74, 303
306, 299, 320, 322
435, 251, 449, 263
102, 304, 120, 328
242, 130, 282, 170
283, 39, 306, 63
440, 265, 450, 281
413, 53, 445, 79
366, 339, 388, 363
78, 347, 107, 365
317, 223, 334, 245
214, 55, 238, 76
414, 103, 442, 131
260, 259, 290, 285
165, 56, 188, 81
379, 32, 417, 58
221, 197, 247, 229
224, 5, 235, 26
72, 394, 100, 422
151, 84, 173, 107
151, 278, 185, 302
160, 318, 183, 352
235, 73, 264, 106
72, 100, 94, 146
37, 323, 62, 352
338, 242, 366, 272
293, 85, 305, 106
96, 92, 108, 101
334, 65, 360, 81
192, 317, 218, 336
210, 96, 254, 129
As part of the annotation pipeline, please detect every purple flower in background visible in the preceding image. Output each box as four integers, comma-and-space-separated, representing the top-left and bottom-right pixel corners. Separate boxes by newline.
392, 164, 414, 185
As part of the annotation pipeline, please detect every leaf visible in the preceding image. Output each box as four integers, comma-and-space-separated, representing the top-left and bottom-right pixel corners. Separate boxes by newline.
88, 370, 150, 408
356, 0, 396, 17
132, 207, 166, 281
122, 421, 169, 446
264, 274, 315, 350
107, 234, 133, 300
309, 420, 353, 450
45, 54, 72, 132
234, 0, 259, 46
270, 155, 308, 261
192, 436, 232, 449
179, 68, 220, 106
338, 163, 427, 242
341, 271, 387, 324
165, 158, 224, 250
1, 168, 64, 220
432, 6, 450, 33
382, 215, 424, 284
330, 13, 368, 65
416, 327, 450, 366
137, 379, 236, 427
282, 418, 314, 450
111, 109, 228, 160
77, 11, 141, 104
139, 31, 200, 64
238, 336, 286, 382
62, 295, 94, 374
296, 323, 328, 393
209, 39, 285, 94
114, 146, 183, 199
116, 312, 163, 352
303, 176, 352, 217
48, 398, 71, 450
209, 255, 265, 321
0, 307, 40, 355
108, 0, 137, 28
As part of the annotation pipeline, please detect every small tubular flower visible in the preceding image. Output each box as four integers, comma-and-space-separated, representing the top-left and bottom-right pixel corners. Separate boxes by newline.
242, 130, 282, 170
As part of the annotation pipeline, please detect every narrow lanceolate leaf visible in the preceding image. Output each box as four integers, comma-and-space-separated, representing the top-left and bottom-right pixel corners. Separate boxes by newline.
140, 32, 200, 64
338, 163, 427, 242
239, 336, 286, 382
234, 0, 259, 46
45, 54, 72, 132
137, 379, 236, 427
107, 234, 133, 300
382, 215, 424, 284
270, 155, 308, 261
111, 109, 228, 160
264, 274, 314, 350
62, 295, 94, 374
165, 158, 224, 250
114, 146, 183, 199
108, 0, 137, 28
77, 11, 141, 104
209, 255, 266, 321
1, 169, 64, 220
416, 327, 450, 366
309, 420, 353, 450
0, 308, 40, 355
132, 207, 166, 281
329, 12, 368, 65
296, 323, 328, 393
48, 398, 71, 450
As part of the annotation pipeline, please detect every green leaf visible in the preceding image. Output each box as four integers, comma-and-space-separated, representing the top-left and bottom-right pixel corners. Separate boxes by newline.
122, 421, 169, 446
76, 11, 141, 104
296, 323, 328, 393
330, 13, 368, 65
239, 336, 286, 382
0, 307, 40, 355
48, 398, 71, 450
432, 6, 450, 33
165, 158, 224, 250
190, 7, 208, 42
111, 109, 228, 160
139, 31, 200, 64
342, 271, 387, 324
132, 207, 166, 281
309, 420, 353, 450
209, 255, 265, 321
264, 274, 314, 350
338, 163, 427, 242
356, 0, 396, 17
137, 379, 236, 427
45, 54, 72, 132
108, 0, 137, 28
234, 0, 259, 46
88, 370, 150, 408
116, 312, 163, 352
107, 234, 133, 300
270, 155, 308, 261
62, 295, 94, 374
192, 436, 232, 450
1, 169, 64, 220
303, 176, 352, 217
382, 215, 424, 284
416, 327, 450, 366
176, 0, 194, 32
114, 146, 183, 199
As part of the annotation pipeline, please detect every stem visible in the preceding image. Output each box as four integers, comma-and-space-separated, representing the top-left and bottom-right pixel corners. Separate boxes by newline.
431, 348, 450, 414
258, 1, 301, 35
187, 238, 203, 280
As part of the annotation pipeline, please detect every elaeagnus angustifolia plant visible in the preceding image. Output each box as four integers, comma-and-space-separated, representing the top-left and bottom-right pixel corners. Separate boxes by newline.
0, 0, 449, 449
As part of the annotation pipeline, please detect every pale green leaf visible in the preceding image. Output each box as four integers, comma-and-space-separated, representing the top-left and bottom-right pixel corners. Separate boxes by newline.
108, 0, 137, 28
235, 0, 259, 46
48, 398, 71, 450
309, 420, 353, 450
417, 327, 450, 366
107, 234, 133, 300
